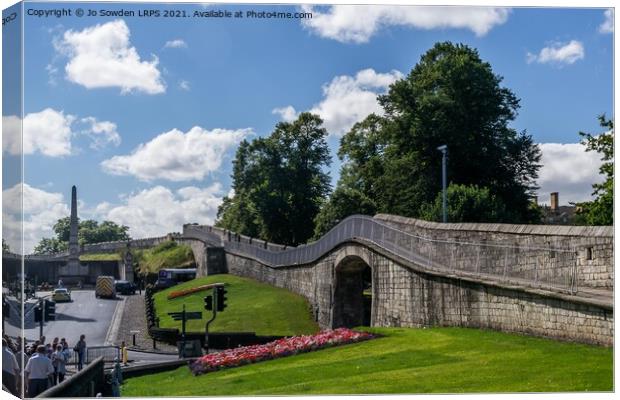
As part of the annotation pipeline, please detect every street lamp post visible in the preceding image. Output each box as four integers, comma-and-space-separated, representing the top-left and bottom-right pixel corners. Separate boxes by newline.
437, 145, 448, 223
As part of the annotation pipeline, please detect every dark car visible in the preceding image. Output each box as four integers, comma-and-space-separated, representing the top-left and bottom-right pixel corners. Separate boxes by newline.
114, 280, 136, 295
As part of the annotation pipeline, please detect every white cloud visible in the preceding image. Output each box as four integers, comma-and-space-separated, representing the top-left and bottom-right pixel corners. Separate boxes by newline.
79, 117, 121, 150
3, 109, 121, 157
301, 5, 509, 43
526, 40, 584, 65
23, 108, 75, 157
179, 80, 191, 91
272, 106, 298, 122
101, 126, 252, 181
2, 115, 22, 156
56, 19, 165, 94
274, 68, 403, 136
537, 142, 604, 205
165, 39, 187, 48
2, 184, 70, 254
599, 9, 613, 34
101, 184, 224, 238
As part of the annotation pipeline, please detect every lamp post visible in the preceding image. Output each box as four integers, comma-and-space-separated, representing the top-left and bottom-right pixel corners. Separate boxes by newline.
436, 145, 448, 223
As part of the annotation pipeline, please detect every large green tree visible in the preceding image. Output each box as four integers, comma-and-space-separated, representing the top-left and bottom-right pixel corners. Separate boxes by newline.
316, 42, 541, 232
575, 115, 614, 225
33, 217, 130, 254
217, 112, 331, 246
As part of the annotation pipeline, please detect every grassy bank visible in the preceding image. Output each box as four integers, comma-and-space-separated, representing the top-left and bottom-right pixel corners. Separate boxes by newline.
79, 253, 121, 261
134, 241, 195, 274
122, 327, 612, 396
153, 274, 319, 336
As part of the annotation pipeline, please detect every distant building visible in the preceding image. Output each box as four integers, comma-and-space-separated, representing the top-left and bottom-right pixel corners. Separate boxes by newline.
537, 192, 580, 225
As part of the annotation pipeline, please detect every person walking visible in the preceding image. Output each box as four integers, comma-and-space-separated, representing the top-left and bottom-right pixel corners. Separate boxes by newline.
16, 341, 30, 397
2, 338, 20, 396
74, 334, 86, 371
24, 345, 54, 397
51, 345, 67, 384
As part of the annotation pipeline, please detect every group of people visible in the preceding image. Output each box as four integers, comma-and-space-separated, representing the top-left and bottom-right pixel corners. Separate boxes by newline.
2, 334, 87, 397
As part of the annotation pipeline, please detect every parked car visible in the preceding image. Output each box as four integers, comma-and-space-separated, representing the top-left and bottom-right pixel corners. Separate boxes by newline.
114, 280, 136, 295
52, 288, 71, 302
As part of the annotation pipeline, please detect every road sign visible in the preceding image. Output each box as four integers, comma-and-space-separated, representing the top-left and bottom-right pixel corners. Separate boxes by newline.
168, 311, 201, 320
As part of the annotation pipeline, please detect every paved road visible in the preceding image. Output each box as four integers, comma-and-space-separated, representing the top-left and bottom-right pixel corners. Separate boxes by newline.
22, 290, 120, 345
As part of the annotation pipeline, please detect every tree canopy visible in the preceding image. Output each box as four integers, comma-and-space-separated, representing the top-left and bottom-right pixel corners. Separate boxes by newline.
216, 112, 331, 246
575, 115, 614, 225
315, 42, 541, 232
33, 217, 130, 254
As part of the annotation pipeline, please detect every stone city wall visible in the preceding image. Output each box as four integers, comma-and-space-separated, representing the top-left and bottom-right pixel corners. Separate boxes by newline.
375, 214, 613, 289
223, 242, 613, 346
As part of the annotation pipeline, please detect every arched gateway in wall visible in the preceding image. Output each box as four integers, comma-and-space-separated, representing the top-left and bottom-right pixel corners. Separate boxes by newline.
332, 247, 374, 329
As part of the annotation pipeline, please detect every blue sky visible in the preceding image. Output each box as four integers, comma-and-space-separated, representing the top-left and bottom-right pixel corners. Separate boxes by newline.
2, 3, 614, 252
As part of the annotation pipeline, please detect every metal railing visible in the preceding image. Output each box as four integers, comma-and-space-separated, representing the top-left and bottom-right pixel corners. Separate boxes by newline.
184, 215, 580, 293
70, 346, 120, 366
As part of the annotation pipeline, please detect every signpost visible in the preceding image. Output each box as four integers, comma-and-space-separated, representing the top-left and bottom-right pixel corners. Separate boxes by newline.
168, 305, 202, 358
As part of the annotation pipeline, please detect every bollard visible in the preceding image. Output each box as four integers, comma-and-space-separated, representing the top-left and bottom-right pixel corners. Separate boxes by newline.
152, 339, 156, 349
133, 334, 136, 347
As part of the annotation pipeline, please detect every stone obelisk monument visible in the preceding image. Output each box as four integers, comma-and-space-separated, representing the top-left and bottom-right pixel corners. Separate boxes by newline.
67, 185, 80, 275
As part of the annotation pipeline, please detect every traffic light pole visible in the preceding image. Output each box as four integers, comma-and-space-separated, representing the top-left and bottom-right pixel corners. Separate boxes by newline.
204, 292, 217, 355
39, 299, 44, 339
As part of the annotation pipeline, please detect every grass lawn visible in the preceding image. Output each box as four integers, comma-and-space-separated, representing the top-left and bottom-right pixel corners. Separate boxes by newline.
153, 274, 319, 336
135, 241, 194, 274
121, 327, 612, 396
79, 253, 121, 261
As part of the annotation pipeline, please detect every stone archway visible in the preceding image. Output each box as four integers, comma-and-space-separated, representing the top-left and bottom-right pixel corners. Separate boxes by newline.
332, 254, 373, 329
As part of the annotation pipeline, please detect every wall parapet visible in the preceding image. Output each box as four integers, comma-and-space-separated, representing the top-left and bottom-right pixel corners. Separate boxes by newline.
375, 214, 614, 237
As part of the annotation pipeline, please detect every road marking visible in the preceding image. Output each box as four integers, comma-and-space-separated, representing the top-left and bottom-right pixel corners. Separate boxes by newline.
104, 296, 126, 346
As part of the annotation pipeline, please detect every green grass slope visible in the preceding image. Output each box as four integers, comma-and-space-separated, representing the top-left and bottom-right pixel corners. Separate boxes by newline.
153, 274, 319, 336
122, 327, 612, 396
135, 241, 195, 274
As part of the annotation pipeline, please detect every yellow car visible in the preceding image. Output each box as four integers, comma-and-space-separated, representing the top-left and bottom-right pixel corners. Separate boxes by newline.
52, 288, 71, 302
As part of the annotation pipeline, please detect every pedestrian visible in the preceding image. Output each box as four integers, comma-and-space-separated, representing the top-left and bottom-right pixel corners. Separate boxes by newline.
51, 345, 67, 384
45, 342, 54, 358
74, 334, 86, 371
24, 345, 54, 397
57, 279, 63, 288
121, 341, 128, 365
2, 338, 20, 396
16, 341, 30, 397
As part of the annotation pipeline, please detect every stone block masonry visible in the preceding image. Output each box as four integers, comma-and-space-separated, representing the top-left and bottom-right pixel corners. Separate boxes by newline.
224, 242, 613, 346
375, 214, 613, 289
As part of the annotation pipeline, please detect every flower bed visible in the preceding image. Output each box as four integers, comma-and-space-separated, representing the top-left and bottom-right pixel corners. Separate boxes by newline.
190, 328, 374, 376
168, 283, 221, 300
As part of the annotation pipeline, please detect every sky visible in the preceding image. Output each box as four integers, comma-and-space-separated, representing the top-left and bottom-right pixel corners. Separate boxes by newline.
1, 2, 614, 253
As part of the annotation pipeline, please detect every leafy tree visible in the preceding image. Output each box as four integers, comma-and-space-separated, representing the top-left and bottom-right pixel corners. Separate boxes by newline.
33, 238, 67, 255
419, 184, 508, 223
324, 42, 541, 228
575, 115, 614, 225
34, 217, 130, 254
217, 112, 331, 245
312, 115, 385, 234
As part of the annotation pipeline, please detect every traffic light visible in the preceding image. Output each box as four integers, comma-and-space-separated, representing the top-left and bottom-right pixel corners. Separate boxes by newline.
34, 305, 42, 323
216, 286, 227, 312
44, 300, 56, 321
204, 295, 213, 311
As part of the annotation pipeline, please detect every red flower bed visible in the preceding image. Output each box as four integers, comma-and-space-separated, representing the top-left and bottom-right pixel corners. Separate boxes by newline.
168, 283, 222, 300
189, 328, 373, 376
